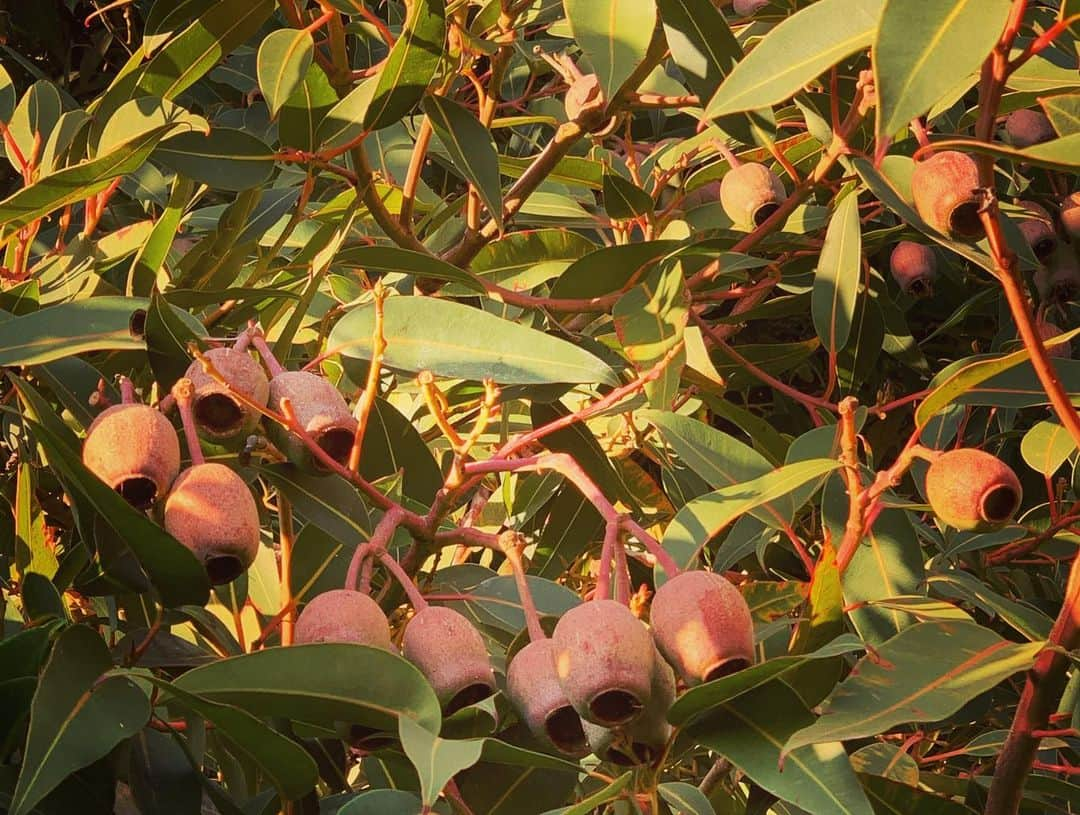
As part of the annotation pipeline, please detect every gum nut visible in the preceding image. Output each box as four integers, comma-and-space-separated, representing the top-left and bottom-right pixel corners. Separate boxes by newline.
184, 348, 269, 444
889, 241, 938, 296
82, 403, 181, 510
506, 639, 589, 757
911, 151, 985, 240
1037, 321, 1072, 359
1005, 109, 1056, 147
294, 589, 393, 649
1035, 247, 1080, 304
925, 448, 1022, 532
650, 570, 754, 686
266, 370, 357, 472
719, 163, 787, 228
163, 463, 260, 585
587, 649, 676, 766
732, 0, 769, 15
402, 606, 495, 715
564, 74, 603, 121
1016, 201, 1058, 262
1060, 192, 1080, 241
551, 599, 655, 727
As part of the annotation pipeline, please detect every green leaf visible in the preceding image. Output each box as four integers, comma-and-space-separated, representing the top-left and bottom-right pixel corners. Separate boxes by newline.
154, 129, 275, 191
143, 677, 318, 801
602, 172, 654, 219
705, 0, 885, 119
127, 174, 195, 296
258, 464, 372, 541
686, 681, 874, 815
0, 297, 150, 367
315, 78, 376, 151
0, 63, 16, 123
282, 62, 340, 152
172, 643, 442, 733
329, 296, 619, 385
544, 773, 633, 815
257, 28, 315, 117
399, 717, 483, 807
812, 187, 862, 353
661, 459, 839, 566
9, 626, 151, 815
849, 743, 919, 785
1021, 420, 1076, 476
423, 95, 504, 229
860, 774, 977, 814
658, 782, 716, 815
143, 0, 217, 55
364, 0, 446, 130
0, 126, 172, 234
613, 264, 687, 408
783, 621, 1044, 755
7, 81, 63, 172
874, 0, 1013, 139
144, 291, 203, 393
1041, 93, 1080, 137
333, 245, 487, 293
917, 134, 1080, 172
337, 790, 425, 815
549, 240, 681, 300
563, 0, 658, 101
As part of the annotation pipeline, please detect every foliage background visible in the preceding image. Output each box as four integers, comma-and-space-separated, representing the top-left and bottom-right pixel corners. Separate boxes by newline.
0, 0, 1078, 813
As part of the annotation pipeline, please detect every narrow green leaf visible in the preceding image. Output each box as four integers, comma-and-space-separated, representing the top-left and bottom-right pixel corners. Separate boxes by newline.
563, 0, 658, 101
363, 0, 446, 130
812, 187, 862, 353
329, 296, 619, 385
602, 172, 654, 219
613, 264, 687, 408
257, 27, 315, 117
706, 0, 884, 118
154, 128, 275, 191
874, 0, 1012, 139
423, 95, 504, 228
859, 774, 978, 815
333, 245, 487, 293
315, 77, 376, 151
126, 174, 195, 296
10, 626, 151, 815
549, 240, 682, 300
783, 621, 1044, 755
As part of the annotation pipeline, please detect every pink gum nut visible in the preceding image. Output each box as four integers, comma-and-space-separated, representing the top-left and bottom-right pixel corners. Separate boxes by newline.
924, 449, 1022, 533
266, 370, 358, 473
294, 589, 393, 649
184, 348, 269, 446
911, 151, 984, 240
402, 606, 496, 715
506, 638, 589, 757
82, 403, 181, 510
889, 241, 937, 297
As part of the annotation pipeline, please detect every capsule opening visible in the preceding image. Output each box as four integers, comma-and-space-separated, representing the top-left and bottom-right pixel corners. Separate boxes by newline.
315, 427, 355, 470
117, 476, 158, 510
589, 690, 643, 727
981, 484, 1020, 524
205, 554, 245, 585
950, 201, 985, 239
194, 393, 245, 436
445, 682, 494, 716
752, 201, 780, 226
1033, 237, 1058, 262
704, 657, 752, 684
544, 706, 588, 756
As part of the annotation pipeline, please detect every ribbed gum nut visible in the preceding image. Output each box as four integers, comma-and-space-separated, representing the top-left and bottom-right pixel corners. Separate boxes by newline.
889, 241, 937, 297
1005, 109, 1056, 147
1037, 321, 1072, 360
911, 151, 985, 240
1016, 201, 1058, 262
551, 599, 655, 727
1061, 192, 1080, 241
163, 463, 260, 585
581, 652, 676, 766
266, 371, 357, 472
294, 589, 393, 648
1034, 248, 1080, 304
719, 163, 787, 229
732, 0, 769, 15
650, 570, 754, 686
507, 639, 589, 757
184, 348, 269, 445
924, 449, 1022, 532
82, 404, 181, 510
564, 74, 604, 122
402, 606, 495, 715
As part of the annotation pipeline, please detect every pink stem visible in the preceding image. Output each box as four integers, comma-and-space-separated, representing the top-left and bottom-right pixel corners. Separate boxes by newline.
595, 521, 618, 601
614, 541, 630, 606
249, 331, 286, 377
377, 550, 428, 610
344, 508, 405, 592
171, 379, 205, 465
119, 376, 136, 404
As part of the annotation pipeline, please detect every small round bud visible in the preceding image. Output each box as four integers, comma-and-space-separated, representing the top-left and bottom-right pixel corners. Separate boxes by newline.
294, 589, 394, 649
911, 151, 984, 240
184, 348, 269, 446
552, 599, 655, 727
266, 371, 357, 473
889, 241, 938, 297
719, 163, 787, 228
163, 463, 260, 584
651, 570, 754, 686
924, 449, 1022, 532
1005, 109, 1056, 148
82, 404, 181, 509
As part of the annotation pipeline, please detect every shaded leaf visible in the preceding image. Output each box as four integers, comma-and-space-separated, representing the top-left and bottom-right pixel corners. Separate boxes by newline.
364, 0, 446, 130
257, 28, 315, 117
812, 187, 862, 353
423, 95, 503, 228
154, 129, 275, 191
398, 717, 483, 806
563, 0, 658, 101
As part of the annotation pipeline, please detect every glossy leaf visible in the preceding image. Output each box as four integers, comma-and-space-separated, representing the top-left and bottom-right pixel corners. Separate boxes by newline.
812, 187, 862, 353
1021, 420, 1076, 476
172, 644, 442, 733
257, 28, 315, 117
333, 246, 486, 294
549, 240, 682, 300
399, 717, 483, 806
364, 0, 446, 130
10, 626, 151, 815
784, 622, 1044, 754
329, 296, 619, 385
874, 0, 1012, 139
563, 0, 658, 101
423, 95, 503, 228
153, 129, 276, 191
705, 0, 885, 118
602, 173, 653, 219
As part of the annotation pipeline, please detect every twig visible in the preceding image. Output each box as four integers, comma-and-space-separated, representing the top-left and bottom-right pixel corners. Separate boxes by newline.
500, 531, 546, 642
278, 496, 296, 646
172, 378, 205, 465
347, 281, 388, 473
